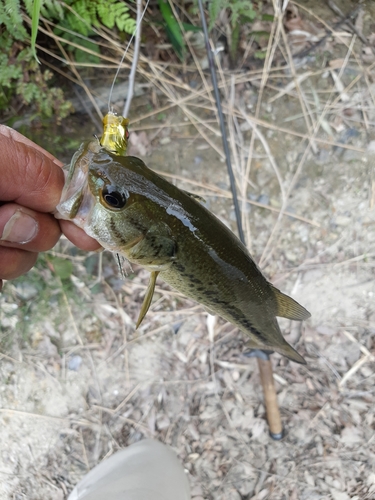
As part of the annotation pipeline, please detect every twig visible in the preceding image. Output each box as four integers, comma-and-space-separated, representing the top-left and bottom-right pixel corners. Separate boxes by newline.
342, 330, 373, 358
240, 111, 286, 202
40, 17, 103, 121
327, 1, 367, 45
339, 355, 373, 388
292, 2, 363, 59
102, 280, 132, 382
259, 32, 361, 268
166, 0, 216, 110
243, 1, 279, 251
276, 0, 317, 150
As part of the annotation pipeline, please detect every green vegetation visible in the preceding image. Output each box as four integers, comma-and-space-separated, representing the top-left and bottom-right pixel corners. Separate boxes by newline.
0, 0, 136, 120
208, 0, 257, 30
158, 0, 201, 61
208, 0, 257, 64
159, 0, 259, 65
0, 0, 264, 121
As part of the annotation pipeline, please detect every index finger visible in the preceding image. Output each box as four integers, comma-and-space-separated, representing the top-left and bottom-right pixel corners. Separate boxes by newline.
0, 125, 65, 213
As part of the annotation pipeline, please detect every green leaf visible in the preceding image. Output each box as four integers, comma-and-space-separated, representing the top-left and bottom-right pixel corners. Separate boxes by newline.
159, 0, 185, 60
31, 0, 42, 63
182, 22, 201, 33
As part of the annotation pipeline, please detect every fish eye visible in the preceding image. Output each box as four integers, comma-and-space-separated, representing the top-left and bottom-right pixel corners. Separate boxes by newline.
101, 187, 127, 209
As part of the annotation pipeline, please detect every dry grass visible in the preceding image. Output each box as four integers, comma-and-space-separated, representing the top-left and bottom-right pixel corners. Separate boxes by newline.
1, 1, 375, 498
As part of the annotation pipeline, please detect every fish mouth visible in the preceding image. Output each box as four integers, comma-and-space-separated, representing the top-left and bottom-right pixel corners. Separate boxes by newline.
55, 185, 96, 230
55, 159, 96, 229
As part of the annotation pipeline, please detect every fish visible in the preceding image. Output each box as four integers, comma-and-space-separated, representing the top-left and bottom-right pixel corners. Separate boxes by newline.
55, 113, 310, 364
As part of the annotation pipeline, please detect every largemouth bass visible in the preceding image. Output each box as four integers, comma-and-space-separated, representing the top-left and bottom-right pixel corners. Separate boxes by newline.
55, 114, 310, 364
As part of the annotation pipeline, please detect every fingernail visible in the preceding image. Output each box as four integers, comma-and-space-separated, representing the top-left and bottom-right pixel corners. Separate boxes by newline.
1, 210, 38, 244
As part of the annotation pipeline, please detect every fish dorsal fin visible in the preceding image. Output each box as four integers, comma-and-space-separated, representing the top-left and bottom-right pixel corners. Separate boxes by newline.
271, 286, 311, 321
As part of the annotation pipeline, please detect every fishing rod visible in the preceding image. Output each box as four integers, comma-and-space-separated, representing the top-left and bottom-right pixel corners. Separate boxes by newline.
197, 0, 284, 440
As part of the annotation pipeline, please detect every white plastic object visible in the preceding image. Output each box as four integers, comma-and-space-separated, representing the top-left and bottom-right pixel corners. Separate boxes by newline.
68, 439, 191, 500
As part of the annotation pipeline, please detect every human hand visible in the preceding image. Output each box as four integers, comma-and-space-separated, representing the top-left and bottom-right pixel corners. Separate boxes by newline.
0, 125, 101, 290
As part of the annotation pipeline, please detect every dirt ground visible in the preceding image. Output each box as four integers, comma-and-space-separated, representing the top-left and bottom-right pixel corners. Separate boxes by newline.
1, 1, 375, 499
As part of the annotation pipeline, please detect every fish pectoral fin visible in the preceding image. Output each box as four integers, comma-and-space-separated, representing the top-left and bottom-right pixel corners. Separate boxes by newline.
271, 286, 311, 321
127, 223, 176, 267
136, 271, 159, 329
182, 190, 206, 204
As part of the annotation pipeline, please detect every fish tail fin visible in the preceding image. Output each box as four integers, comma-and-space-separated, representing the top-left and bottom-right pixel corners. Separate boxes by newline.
271, 286, 311, 321
246, 316, 307, 365
245, 335, 306, 364
275, 342, 306, 364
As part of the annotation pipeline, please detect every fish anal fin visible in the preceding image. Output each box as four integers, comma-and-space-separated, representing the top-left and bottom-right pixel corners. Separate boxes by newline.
271, 286, 311, 321
136, 271, 159, 329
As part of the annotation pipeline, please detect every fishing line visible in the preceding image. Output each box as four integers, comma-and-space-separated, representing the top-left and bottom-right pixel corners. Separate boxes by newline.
107, 0, 150, 112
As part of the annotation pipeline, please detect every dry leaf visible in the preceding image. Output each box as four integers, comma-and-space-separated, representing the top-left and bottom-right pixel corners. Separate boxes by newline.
340, 426, 362, 446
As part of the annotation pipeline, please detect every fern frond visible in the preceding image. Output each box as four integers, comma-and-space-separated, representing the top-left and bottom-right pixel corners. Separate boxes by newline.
39, 0, 65, 20
97, 0, 135, 34
230, 0, 256, 26
208, 0, 224, 31
1, 0, 28, 40
207, 0, 257, 29
67, 0, 94, 35
117, 15, 135, 34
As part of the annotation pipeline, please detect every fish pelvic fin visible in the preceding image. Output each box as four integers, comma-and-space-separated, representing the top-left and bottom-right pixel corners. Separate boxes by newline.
135, 271, 159, 329
271, 286, 311, 321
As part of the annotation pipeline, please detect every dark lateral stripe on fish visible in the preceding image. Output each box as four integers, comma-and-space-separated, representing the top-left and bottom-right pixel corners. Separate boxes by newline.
172, 262, 269, 343
110, 218, 128, 245
173, 262, 186, 273
127, 215, 147, 234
